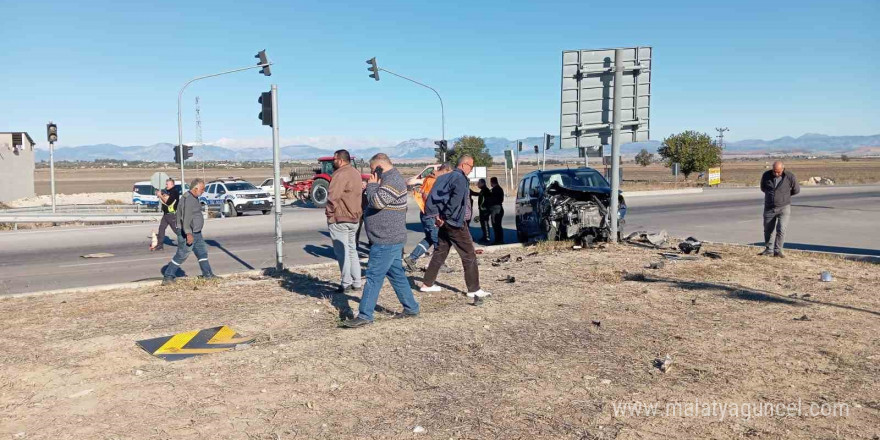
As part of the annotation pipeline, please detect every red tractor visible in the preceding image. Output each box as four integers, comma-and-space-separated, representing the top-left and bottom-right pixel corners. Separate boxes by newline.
286, 156, 370, 208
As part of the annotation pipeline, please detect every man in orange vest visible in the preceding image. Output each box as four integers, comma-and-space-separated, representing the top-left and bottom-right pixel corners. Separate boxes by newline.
404, 164, 451, 271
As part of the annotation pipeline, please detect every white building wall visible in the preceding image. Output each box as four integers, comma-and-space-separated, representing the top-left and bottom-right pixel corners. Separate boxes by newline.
0, 133, 36, 202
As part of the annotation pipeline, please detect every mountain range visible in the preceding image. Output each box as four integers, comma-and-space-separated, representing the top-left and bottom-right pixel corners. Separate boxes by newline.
34, 133, 880, 162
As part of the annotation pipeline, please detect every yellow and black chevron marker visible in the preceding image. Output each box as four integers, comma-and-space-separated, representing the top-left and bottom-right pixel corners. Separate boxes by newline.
136, 326, 254, 361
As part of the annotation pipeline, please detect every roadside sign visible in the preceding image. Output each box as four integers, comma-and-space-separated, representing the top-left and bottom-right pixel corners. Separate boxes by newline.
504, 150, 514, 170
672, 163, 680, 177
560, 47, 652, 157
468, 166, 487, 181
150, 172, 170, 191
708, 167, 721, 185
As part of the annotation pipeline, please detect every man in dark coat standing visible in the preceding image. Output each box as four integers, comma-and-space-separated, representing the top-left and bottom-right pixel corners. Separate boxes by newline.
759, 161, 800, 258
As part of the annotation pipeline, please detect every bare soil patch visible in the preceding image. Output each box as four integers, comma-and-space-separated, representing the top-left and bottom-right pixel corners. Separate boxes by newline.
1, 242, 877, 439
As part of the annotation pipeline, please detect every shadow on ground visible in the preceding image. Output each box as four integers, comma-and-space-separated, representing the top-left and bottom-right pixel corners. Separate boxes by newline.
625, 273, 880, 317
268, 268, 395, 321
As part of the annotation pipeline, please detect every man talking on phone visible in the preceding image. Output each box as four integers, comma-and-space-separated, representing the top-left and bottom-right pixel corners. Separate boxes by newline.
342, 153, 419, 328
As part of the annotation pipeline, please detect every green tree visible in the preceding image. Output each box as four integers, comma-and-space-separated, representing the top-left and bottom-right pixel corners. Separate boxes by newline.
634, 148, 654, 167
656, 131, 722, 178
444, 135, 493, 167
841, 154, 851, 162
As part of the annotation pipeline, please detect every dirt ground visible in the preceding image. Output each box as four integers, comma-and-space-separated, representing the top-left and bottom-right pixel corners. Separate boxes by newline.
33, 159, 880, 195
1, 241, 877, 439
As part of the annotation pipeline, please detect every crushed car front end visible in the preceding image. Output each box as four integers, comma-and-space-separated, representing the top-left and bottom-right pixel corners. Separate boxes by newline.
540, 183, 626, 244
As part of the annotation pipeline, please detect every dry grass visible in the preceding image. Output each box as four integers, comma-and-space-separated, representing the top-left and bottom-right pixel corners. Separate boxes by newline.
1, 241, 877, 439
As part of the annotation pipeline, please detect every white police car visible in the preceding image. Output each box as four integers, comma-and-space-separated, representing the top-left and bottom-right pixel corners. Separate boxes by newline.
200, 178, 273, 217
132, 180, 187, 206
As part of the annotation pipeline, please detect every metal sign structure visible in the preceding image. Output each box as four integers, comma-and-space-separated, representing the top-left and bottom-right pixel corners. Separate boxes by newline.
560, 46, 652, 242
560, 47, 652, 156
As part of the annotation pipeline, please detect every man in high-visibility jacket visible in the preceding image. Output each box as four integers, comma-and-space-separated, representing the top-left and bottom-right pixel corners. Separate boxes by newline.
404, 164, 451, 271
152, 178, 180, 251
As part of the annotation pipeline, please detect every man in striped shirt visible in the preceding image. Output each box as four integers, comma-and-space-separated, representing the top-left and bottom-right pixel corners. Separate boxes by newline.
342, 153, 420, 328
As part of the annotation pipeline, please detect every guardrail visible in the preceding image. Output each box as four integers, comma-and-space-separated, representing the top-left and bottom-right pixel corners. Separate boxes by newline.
0, 204, 160, 214
0, 213, 162, 223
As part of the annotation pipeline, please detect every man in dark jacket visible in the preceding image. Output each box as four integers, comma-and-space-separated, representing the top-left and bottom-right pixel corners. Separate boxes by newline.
471, 178, 491, 243
488, 176, 505, 245
152, 178, 179, 251
162, 178, 215, 284
422, 155, 491, 305
759, 161, 800, 258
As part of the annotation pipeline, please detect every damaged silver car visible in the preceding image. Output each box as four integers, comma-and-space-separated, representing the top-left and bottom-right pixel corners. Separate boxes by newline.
515, 167, 626, 244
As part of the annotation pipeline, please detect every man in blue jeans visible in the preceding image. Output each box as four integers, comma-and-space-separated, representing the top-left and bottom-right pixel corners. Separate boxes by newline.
162, 178, 215, 284
342, 153, 419, 328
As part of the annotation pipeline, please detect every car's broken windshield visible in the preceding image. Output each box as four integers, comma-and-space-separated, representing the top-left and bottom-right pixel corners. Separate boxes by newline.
541, 170, 609, 190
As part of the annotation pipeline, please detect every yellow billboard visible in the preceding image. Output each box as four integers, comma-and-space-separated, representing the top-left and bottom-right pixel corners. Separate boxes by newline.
708, 167, 721, 186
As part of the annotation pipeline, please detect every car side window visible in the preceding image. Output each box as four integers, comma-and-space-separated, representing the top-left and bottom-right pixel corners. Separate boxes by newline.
217, 185, 226, 195
421, 168, 434, 178
517, 177, 527, 198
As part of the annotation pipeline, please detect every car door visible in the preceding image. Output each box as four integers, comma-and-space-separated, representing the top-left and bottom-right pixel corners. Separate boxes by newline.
515, 176, 529, 235
526, 176, 543, 237
216, 184, 227, 206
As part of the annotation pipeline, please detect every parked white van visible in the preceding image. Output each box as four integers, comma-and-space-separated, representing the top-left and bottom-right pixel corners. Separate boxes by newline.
132, 180, 187, 206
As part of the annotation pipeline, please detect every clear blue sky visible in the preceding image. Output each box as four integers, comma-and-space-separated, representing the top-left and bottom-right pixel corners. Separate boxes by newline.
2, 0, 878, 148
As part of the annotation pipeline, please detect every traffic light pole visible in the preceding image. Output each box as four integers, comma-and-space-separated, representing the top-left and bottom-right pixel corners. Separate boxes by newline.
609, 49, 623, 243
270, 84, 284, 272
49, 141, 56, 213
176, 62, 272, 184
377, 68, 445, 155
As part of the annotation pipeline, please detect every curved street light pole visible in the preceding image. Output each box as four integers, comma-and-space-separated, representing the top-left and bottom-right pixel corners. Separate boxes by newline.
377, 68, 445, 146
176, 63, 272, 184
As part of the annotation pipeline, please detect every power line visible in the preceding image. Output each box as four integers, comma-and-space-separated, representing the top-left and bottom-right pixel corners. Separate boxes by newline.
715, 127, 729, 148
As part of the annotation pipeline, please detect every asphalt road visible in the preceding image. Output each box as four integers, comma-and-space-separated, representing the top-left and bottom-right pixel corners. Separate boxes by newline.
1, 185, 877, 295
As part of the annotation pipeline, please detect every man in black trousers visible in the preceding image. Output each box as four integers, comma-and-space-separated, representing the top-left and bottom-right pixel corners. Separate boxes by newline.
488, 176, 505, 245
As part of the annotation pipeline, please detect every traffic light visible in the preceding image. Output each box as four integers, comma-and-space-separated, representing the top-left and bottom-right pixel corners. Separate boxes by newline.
255, 50, 271, 76
517, 141, 523, 152
258, 91, 273, 126
46, 122, 58, 143
544, 133, 555, 150
366, 57, 380, 81
534, 145, 539, 154
173, 145, 181, 163
434, 139, 448, 155
183, 144, 193, 160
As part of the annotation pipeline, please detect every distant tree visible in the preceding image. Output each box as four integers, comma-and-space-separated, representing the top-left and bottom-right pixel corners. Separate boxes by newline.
634, 149, 654, 167
445, 135, 493, 167
656, 131, 722, 179
841, 154, 851, 162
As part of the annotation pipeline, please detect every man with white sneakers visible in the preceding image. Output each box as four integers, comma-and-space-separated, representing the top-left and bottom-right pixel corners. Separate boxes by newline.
421, 154, 491, 305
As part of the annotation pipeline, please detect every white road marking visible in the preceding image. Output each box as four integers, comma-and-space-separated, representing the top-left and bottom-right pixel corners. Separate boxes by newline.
58, 247, 265, 267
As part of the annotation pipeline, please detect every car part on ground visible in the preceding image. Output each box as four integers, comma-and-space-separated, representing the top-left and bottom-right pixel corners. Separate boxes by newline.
678, 236, 702, 254
625, 230, 669, 248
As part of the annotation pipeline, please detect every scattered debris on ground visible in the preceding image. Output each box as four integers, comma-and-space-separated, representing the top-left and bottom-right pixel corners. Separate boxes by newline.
1, 242, 877, 439
800, 176, 836, 186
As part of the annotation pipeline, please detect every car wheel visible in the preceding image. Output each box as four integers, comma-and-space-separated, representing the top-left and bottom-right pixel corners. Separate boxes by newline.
262, 210, 270, 215
311, 179, 329, 208
225, 201, 238, 217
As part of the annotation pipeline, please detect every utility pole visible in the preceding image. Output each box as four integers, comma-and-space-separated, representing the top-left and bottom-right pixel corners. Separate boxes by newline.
195, 97, 204, 180
715, 127, 729, 148
46, 122, 58, 213
608, 48, 623, 243
270, 85, 283, 272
